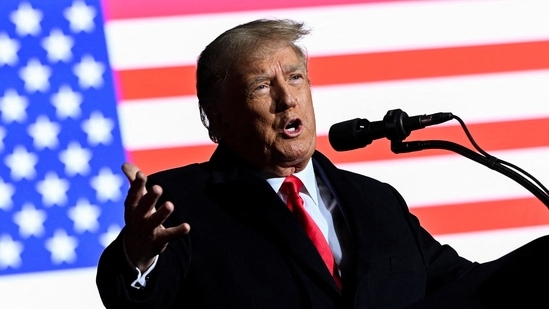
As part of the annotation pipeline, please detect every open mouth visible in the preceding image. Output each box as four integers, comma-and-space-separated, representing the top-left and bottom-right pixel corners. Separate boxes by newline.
283, 118, 302, 136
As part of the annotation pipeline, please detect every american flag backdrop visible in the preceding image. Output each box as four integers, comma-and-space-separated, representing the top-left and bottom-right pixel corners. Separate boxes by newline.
1, 0, 548, 307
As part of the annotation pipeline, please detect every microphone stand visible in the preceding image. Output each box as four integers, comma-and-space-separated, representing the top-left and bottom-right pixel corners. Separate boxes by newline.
390, 139, 549, 209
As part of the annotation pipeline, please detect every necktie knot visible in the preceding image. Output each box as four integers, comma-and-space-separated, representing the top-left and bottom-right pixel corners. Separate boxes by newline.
281, 175, 304, 211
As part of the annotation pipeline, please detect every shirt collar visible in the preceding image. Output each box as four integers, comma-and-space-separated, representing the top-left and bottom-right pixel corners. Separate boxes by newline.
266, 160, 319, 205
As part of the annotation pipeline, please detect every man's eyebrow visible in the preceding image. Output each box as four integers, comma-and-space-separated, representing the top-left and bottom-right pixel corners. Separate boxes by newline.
244, 62, 307, 90
246, 74, 271, 89
284, 63, 306, 73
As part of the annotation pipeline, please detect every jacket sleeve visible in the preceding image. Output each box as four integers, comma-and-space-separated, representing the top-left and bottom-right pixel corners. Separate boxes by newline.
96, 228, 191, 309
385, 184, 479, 292
95, 230, 152, 308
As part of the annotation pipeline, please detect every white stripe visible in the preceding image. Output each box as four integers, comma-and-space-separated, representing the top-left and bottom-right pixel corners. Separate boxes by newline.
118, 70, 549, 150
0, 267, 103, 308
118, 96, 207, 149
314, 69, 549, 136
105, 0, 549, 70
337, 147, 549, 208
436, 225, 549, 263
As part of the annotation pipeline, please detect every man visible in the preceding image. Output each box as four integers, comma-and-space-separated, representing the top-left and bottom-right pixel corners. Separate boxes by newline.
96, 19, 549, 308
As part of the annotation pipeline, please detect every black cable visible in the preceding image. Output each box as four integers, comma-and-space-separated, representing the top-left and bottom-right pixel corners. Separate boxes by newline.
452, 115, 549, 196
389, 113, 549, 208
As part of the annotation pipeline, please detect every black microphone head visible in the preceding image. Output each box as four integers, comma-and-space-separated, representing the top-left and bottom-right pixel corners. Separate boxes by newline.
328, 118, 372, 151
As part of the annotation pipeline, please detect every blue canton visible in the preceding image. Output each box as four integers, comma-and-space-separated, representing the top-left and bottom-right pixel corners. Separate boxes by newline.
0, 0, 126, 275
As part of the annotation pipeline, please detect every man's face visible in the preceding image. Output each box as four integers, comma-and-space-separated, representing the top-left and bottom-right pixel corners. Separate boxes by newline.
214, 45, 317, 176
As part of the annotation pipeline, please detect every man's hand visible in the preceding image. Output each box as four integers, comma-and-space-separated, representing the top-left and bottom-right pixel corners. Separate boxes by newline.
121, 162, 190, 272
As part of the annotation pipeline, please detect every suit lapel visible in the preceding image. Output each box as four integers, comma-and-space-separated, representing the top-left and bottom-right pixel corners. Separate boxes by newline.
312, 150, 385, 298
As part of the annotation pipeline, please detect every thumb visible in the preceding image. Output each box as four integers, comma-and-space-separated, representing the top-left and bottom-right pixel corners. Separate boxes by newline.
121, 162, 141, 182
121, 162, 147, 195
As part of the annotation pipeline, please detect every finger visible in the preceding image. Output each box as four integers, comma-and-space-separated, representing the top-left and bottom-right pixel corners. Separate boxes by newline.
146, 201, 189, 239
157, 223, 191, 244
121, 162, 141, 182
180, 222, 191, 234
122, 162, 148, 196
133, 184, 163, 219
146, 199, 177, 230
124, 170, 147, 210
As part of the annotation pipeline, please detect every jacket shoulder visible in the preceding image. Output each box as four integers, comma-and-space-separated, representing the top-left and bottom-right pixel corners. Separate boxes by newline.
143, 163, 213, 199
313, 150, 390, 187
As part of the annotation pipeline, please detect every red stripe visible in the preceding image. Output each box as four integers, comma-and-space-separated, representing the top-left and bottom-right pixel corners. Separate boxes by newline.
126, 143, 216, 175
128, 117, 549, 175
309, 40, 549, 85
102, 0, 407, 20
411, 197, 549, 235
116, 41, 549, 101
116, 66, 196, 101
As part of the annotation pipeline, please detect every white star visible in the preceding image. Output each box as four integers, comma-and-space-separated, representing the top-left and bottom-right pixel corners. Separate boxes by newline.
27, 115, 60, 149
50, 85, 82, 119
68, 198, 101, 233
9, 2, 42, 36
90, 167, 124, 202
45, 229, 78, 265
27, 115, 61, 150
0, 178, 15, 211
81, 111, 113, 146
0, 32, 19, 66
13, 203, 47, 238
0, 89, 28, 123
36, 172, 70, 207
0, 235, 23, 269
59, 141, 92, 176
19, 58, 51, 93
64, 0, 96, 33
41, 28, 73, 63
4, 145, 38, 181
73, 54, 104, 89
99, 224, 122, 247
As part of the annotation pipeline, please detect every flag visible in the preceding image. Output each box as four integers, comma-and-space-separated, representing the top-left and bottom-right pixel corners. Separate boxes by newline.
1, 0, 549, 308
0, 0, 125, 307
106, 0, 549, 259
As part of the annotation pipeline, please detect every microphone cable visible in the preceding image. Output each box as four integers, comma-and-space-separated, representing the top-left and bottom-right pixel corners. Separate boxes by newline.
452, 114, 549, 197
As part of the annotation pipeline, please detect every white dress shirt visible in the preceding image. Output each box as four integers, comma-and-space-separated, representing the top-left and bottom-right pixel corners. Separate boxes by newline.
266, 160, 342, 265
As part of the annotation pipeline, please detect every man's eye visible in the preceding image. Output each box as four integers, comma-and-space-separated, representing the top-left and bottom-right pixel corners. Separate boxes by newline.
255, 84, 269, 92
250, 84, 269, 96
289, 74, 305, 85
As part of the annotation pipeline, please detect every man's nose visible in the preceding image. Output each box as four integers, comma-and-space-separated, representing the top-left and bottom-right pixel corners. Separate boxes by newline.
275, 82, 298, 110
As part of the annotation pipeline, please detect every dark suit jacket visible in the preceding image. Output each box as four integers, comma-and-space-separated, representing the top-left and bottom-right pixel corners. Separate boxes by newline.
96, 144, 549, 308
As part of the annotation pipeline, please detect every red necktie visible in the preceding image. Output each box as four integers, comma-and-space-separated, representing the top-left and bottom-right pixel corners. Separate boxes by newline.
281, 175, 342, 289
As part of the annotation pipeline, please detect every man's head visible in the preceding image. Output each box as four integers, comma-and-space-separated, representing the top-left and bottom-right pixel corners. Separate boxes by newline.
197, 19, 317, 176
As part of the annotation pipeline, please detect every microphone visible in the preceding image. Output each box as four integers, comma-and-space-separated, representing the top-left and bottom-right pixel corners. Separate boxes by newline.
328, 109, 453, 151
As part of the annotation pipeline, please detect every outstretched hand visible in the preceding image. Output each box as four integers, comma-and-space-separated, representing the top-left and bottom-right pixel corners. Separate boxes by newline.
121, 162, 191, 272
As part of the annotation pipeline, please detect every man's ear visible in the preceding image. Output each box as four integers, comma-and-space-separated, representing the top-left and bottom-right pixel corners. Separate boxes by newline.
204, 102, 229, 140
208, 102, 219, 119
